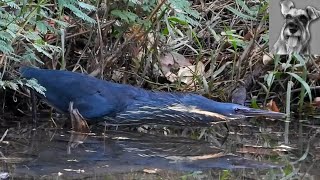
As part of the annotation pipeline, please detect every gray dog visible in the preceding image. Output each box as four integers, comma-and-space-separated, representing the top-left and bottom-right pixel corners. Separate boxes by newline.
272, 0, 320, 54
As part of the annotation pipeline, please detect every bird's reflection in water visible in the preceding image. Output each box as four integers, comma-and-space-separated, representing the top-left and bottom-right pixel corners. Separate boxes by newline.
65, 129, 281, 169
1, 126, 282, 179
67, 131, 89, 154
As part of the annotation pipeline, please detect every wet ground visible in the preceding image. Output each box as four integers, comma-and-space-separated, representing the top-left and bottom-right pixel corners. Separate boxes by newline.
0, 115, 320, 179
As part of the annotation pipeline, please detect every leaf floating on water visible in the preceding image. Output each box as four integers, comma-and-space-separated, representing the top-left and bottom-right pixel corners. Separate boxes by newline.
63, 169, 85, 173
143, 168, 160, 174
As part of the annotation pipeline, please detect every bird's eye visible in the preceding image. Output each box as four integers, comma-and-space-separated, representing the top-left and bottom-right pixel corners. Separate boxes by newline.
234, 108, 241, 113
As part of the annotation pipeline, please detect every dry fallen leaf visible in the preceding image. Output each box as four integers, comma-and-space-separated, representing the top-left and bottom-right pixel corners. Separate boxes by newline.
159, 52, 205, 85
313, 97, 320, 107
177, 62, 205, 84
262, 53, 274, 65
266, 99, 280, 112
159, 52, 192, 75
165, 71, 178, 83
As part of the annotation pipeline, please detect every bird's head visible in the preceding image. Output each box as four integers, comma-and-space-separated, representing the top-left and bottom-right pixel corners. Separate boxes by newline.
215, 103, 286, 119
180, 94, 286, 120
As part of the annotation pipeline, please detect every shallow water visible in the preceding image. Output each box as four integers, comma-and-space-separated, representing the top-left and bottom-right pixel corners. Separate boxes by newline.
0, 115, 319, 179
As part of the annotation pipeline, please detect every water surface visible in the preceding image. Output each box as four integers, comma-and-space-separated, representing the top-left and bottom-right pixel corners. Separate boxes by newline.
0, 116, 319, 179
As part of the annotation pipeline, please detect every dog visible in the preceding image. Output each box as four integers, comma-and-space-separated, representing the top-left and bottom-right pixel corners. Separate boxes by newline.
272, 0, 320, 54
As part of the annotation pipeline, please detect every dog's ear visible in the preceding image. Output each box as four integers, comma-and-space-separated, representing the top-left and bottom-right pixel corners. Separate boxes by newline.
280, 0, 294, 15
306, 6, 320, 21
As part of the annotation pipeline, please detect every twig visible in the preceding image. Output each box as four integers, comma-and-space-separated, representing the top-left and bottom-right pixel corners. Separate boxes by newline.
96, 13, 105, 78
236, 11, 266, 81
101, 0, 168, 71
0, 129, 8, 143
31, 90, 37, 124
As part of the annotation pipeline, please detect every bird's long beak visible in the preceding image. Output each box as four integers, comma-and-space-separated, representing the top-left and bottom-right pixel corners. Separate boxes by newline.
239, 108, 286, 118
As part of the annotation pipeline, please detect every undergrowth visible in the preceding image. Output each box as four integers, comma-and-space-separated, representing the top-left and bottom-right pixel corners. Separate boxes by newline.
0, 0, 317, 114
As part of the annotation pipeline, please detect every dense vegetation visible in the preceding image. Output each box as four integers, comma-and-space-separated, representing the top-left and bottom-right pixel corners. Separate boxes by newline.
0, 0, 317, 116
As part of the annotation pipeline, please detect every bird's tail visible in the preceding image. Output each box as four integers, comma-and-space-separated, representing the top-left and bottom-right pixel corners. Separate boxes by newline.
19, 66, 39, 78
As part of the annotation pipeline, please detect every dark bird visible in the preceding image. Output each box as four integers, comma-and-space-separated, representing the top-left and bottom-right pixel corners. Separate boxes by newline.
20, 67, 285, 132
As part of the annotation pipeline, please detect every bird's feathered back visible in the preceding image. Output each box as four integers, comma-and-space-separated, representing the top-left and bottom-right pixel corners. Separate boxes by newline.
20, 67, 145, 118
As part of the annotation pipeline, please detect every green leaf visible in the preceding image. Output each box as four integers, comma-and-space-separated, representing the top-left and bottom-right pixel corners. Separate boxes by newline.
128, 0, 142, 5
32, 44, 53, 59
48, 18, 69, 28
78, 2, 96, 11
25, 31, 42, 41
6, 2, 20, 10
168, 16, 188, 25
0, 40, 13, 54
7, 23, 20, 33
250, 96, 259, 109
236, 0, 258, 16
287, 72, 312, 101
212, 62, 232, 79
22, 47, 43, 64
36, 21, 48, 34
5, 81, 19, 90
65, 4, 96, 24
266, 71, 275, 88
164, 0, 200, 26
293, 53, 306, 66
0, 31, 12, 41
25, 79, 46, 96
111, 10, 138, 23
226, 6, 257, 21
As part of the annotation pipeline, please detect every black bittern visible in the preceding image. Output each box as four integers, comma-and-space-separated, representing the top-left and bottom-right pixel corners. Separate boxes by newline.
20, 67, 285, 132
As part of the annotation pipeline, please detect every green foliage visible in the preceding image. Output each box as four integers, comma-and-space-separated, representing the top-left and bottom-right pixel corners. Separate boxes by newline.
220, 170, 231, 180
0, 80, 20, 90
0, 0, 96, 91
62, 2, 96, 24
111, 10, 139, 24
223, 30, 247, 49
1, 78, 44, 96
24, 79, 46, 95
168, 0, 201, 26
287, 72, 312, 102
110, 0, 200, 33
264, 53, 312, 110
226, 0, 265, 21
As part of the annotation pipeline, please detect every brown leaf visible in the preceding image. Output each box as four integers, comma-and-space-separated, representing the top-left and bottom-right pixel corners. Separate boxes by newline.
313, 97, 320, 107
243, 31, 253, 41
266, 99, 280, 112
177, 62, 205, 84
159, 52, 192, 80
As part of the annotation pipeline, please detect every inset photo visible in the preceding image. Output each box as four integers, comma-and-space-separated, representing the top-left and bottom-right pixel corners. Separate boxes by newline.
269, 0, 320, 55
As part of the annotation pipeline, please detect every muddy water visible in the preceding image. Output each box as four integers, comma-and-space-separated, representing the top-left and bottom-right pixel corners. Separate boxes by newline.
0, 116, 319, 179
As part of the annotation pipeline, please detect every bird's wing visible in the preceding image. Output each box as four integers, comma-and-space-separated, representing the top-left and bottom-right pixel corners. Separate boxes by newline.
20, 67, 134, 119
105, 101, 230, 126
72, 92, 124, 119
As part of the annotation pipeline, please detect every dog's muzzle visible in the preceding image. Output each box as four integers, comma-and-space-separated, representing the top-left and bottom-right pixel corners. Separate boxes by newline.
283, 20, 304, 47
